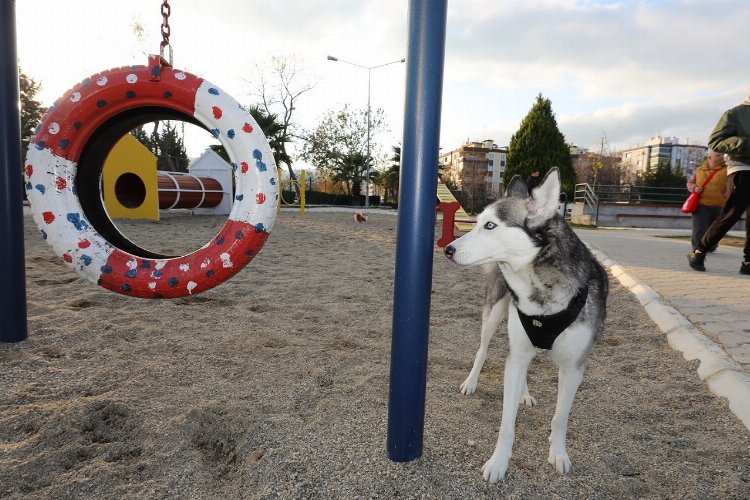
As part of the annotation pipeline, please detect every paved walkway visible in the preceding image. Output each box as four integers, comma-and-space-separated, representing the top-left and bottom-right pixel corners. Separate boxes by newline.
576, 226, 750, 431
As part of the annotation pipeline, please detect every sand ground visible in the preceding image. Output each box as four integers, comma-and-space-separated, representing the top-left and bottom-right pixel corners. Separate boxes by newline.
1, 210, 749, 499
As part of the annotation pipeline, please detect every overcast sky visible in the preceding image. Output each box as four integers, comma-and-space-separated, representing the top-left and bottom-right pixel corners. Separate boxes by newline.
15, 0, 750, 164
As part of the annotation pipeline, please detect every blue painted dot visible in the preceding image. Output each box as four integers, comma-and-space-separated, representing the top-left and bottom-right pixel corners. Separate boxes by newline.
163, 91, 173, 99
59, 139, 69, 150
25, 182, 32, 191
80, 255, 92, 266
270, 178, 277, 186
120, 283, 132, 292
35, 184, 45, 194
126, 91, 136, 98
254, 223, 265, 233
101, 264, 113, 274
167, 277, 179, 288
216, 236, 226, 245
96, 100, 107, 108
235, 230, 244, 240
227, 129, 235, 139
235, 194, 244, 201
40, 229, 48, 240
73, 121, 82, 130
211, 128, 221, 138
140, 260, 152, 269
150, 66, 161, 79
125, 269, 137, 279
256, 160, 267, 172
66, 212, 89, 231
154, 293, 165, 299
35, 142, 45, 150
151, 269, 163, 278
252, 149, 262, 160
231, 163, 239, 172
208, 88, 220, 95
206, 269, 215, 278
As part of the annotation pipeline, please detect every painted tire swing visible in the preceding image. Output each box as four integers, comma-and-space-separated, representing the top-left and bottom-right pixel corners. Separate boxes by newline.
24, 58, 278, 299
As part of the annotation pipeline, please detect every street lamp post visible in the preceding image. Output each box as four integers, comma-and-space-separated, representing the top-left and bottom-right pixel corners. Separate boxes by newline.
327, 55, 405, 209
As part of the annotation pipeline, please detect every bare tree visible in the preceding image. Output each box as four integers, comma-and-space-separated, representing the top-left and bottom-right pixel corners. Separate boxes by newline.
249, 56, 315, 196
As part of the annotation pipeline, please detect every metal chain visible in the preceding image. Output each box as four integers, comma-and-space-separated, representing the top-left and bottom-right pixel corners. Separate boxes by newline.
160, 1, 173, 65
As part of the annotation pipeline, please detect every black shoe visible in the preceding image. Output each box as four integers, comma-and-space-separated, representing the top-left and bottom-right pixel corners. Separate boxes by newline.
740, 262, 750, 275
687, 252, 706, 272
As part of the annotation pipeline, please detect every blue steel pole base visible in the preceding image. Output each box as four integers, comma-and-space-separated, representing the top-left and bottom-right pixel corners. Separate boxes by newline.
0, 0, 29, 342
387, 0, 447, 462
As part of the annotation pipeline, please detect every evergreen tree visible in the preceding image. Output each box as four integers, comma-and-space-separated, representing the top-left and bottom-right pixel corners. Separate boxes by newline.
130, 121, 189, 172
504, 94, 576, 197
19, 69, 46, 162
637, 161, 687, 188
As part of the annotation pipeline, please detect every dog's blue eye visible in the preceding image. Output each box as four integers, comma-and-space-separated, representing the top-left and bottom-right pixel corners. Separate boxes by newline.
484, 221, 497, 230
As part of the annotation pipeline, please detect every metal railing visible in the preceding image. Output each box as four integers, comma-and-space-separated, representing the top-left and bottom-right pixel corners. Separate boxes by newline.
575, 183, 688, 205
573, 183, 689, 225
574, 183, 600, 224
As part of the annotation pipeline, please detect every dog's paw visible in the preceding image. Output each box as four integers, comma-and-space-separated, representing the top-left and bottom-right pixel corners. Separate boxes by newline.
520, 394, 537, 407
460, 376, 478, 395
481, 454, 510, 483
548, 448, 571, 474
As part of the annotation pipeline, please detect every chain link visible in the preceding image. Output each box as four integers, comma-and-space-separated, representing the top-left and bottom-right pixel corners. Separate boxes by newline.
160, 1, 173, 65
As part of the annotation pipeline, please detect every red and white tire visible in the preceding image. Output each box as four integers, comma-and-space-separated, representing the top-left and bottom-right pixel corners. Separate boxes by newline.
24, 63, 278, 299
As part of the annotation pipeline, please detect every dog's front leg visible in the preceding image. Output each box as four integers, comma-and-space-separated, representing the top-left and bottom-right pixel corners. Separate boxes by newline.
461, 295, 508, 395
547, 362, 584, 473
481, 348, 535, 482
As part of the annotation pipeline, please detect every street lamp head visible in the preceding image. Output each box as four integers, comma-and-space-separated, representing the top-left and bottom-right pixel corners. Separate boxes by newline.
327, 55, 339, 61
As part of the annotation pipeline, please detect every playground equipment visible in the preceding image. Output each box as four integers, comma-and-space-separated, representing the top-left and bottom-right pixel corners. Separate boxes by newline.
102, 136, 231, 220
1, 0, 447, 468
387, 0, 447, 462
435, 180, 477, 248
278, 168, 306, 215
23, 60, 277, 299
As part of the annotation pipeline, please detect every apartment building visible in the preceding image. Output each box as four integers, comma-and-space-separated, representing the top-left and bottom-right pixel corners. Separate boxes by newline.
439, 139, 508, 195
620, 136, 707, 177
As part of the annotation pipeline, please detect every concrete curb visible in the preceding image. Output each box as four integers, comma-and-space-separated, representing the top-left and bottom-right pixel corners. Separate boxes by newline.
589, 247, 750, 432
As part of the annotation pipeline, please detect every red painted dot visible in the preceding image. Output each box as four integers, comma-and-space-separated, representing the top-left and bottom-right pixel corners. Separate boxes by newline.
256, 192, 266, 204
78, 239, 91, 249
212, 106, 223, 119
241, 162, 249, 173
25, 165, 33, 177
42, 211, 55, 224
56, 177, 67, 190
242, 123, 253, 133
62, 253, 73, 263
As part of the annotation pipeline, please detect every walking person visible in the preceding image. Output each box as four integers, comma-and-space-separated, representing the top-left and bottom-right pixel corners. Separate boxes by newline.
687, 150, 727, 251
688, 91, 750, 273
526, 169, 541, 190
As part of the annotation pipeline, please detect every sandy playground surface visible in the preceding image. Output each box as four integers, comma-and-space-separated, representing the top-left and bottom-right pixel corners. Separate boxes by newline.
1, 209, 749, 499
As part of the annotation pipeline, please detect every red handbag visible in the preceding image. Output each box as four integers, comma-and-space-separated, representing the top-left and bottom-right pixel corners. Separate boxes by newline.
681, 168, 721, 214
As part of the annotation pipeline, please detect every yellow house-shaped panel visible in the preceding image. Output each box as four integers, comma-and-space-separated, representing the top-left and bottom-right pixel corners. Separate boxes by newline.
102, 134, 159, 220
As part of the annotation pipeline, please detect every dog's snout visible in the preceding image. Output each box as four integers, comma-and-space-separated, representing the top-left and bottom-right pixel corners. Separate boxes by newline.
444, 245, 455, 260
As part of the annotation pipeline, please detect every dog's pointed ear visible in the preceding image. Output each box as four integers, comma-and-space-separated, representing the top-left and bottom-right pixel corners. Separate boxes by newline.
505, 176, 529, 198
527, 168, 560, 223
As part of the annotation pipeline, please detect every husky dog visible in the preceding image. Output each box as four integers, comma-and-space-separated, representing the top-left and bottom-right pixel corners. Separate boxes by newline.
444, 168, 608, 482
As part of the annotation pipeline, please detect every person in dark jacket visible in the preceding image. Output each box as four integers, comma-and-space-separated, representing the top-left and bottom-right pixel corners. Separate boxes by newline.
688, 90, 750, 274
525, 170, 541, 190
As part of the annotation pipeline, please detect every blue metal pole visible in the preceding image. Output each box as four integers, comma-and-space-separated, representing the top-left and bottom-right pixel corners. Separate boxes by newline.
387, 0, 447, 462
0, 0, 28, 343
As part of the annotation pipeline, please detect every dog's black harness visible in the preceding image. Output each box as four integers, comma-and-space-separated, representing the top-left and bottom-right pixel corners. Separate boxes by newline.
516, 285, 589, 350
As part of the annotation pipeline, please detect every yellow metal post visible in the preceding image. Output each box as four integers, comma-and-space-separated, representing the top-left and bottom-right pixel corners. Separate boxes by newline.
300, 169, 305, 216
